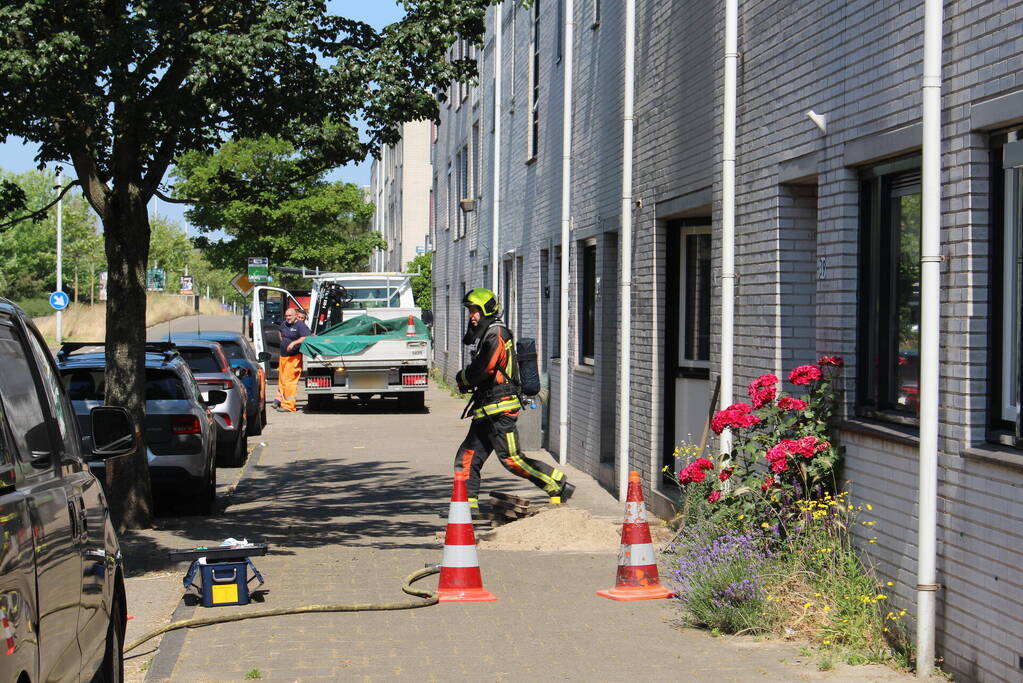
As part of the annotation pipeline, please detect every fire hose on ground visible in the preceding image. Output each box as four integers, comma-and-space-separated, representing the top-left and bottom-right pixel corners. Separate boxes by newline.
124, 565, 440, 654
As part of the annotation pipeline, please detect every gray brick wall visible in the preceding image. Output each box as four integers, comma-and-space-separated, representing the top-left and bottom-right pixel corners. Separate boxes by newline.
429, 2, 1023, 678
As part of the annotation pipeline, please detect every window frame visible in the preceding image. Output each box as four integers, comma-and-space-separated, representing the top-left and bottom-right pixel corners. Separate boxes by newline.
680, 227, 712, 375
579, 238, 597, 366
526, 0, 540, 162
856, 156, 923, 425
989, 133, 1023, 447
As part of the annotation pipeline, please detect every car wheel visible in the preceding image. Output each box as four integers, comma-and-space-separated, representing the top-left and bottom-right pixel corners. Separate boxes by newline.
193, 466, 215, 515
247, 407, 262, 436
95, 584, 125, 682
232, 432, 248, 467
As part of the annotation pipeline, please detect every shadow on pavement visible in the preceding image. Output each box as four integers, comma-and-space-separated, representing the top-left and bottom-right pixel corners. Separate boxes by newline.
119, 457, 452, 577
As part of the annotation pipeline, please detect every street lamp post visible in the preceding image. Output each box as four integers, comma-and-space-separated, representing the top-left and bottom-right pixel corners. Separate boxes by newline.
55, 168, 63, 344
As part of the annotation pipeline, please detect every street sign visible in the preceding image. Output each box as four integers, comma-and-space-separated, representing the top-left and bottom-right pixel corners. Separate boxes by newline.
180, 276, 194, 295
231, 272, 254, 297
247, 257, 269, 284
49, 291, 69, 310
146, 267, 165, 291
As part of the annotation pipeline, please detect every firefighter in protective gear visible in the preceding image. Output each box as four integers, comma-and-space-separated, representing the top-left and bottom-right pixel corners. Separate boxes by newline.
454, 288, 574, 509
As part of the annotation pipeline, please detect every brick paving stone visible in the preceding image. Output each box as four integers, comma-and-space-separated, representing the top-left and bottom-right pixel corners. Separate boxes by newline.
130, 385, 920, 682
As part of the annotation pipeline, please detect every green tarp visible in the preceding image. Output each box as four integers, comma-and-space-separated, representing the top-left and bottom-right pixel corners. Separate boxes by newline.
300, 314, 430, 357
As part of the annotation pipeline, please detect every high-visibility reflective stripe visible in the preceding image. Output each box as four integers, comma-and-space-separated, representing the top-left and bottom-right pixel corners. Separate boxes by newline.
505, 432, 560, 493
617, 542, 657, 566
448, 502, 472, 524
442, 543, 482, 568
472, 398, 522, 418
623, 501, 648, 524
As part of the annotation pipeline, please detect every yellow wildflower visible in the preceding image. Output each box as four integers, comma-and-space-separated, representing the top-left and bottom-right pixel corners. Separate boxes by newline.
866, 504, 873, 511
803, 602, 813, 609
886, 581, 894, 586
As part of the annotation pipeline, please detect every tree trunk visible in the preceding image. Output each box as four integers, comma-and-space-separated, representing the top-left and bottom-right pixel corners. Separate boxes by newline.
102, 187, 154, 531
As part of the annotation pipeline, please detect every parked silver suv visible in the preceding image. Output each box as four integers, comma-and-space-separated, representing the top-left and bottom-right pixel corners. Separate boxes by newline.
0, 298, 136, 682
170, 340, 249, 467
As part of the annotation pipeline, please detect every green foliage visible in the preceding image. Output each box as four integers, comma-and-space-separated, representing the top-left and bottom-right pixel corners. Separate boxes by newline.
147, 215, 242, 302
13, 297, 54, 317
172, 136, 382, 275
0, 168, 101, 301
407, 251, 433, 309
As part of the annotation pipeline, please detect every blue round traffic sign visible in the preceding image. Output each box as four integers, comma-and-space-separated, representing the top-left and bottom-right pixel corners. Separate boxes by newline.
49, 291, 69, 311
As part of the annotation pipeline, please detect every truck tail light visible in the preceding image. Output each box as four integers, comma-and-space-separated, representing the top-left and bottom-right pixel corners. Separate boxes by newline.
306, 376, 331, 389
172, 415, 201, 435
402, 373, 428, 386
217, 414, 233, 428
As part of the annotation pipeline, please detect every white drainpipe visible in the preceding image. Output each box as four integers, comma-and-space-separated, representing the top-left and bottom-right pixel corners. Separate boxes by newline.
617, 0, 636, 502
557, 0, 574, 467
917, 0, 943, 676
491, 4, 503, 295
719, 0, 738, 455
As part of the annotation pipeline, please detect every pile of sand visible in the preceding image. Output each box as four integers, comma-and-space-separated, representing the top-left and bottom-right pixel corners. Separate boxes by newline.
478, 506, 622, 552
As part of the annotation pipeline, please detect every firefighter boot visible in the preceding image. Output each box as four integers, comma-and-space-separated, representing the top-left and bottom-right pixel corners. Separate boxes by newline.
550, 481, 575, 505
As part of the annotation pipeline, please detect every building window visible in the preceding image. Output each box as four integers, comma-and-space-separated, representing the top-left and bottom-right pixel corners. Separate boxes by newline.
993, 135, 1023, 445
446, 164, 453, 234
470, 123, 481, 250
527, 0, 540, 161
458, 145, 469, 239
579, 239, 597, 365
683, 232, 712, 363
858, 160, 922, 420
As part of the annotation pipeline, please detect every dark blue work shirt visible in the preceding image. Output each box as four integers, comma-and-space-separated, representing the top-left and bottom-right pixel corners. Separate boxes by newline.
279, 319, 311, 357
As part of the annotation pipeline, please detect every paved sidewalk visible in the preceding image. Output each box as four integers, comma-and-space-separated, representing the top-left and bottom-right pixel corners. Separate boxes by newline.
123, 385, 915, 682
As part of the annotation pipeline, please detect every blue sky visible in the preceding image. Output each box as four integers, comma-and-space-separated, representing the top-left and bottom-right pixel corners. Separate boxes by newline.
0, 1, 404, 229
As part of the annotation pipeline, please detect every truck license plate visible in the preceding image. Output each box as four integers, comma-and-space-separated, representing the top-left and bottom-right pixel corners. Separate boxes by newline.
349, 372, 386, 389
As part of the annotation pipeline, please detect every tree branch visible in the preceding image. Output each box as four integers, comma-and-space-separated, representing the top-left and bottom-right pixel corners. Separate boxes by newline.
0, 181, 81, 231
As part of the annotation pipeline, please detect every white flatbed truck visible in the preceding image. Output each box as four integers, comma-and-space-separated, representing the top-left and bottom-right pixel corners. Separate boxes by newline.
250, 272, 432, 410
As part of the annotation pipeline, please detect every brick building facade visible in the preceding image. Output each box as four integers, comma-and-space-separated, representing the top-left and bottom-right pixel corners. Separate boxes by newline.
429, 3, 1023, 679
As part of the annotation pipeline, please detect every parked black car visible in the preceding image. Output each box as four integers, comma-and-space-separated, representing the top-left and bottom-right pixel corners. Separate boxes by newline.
57, 342, 223, 514
0, 298, 136, 682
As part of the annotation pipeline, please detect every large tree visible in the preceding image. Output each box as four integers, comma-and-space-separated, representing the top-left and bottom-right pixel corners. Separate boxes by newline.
0, 0, 486, 528
172, 135, 383, 275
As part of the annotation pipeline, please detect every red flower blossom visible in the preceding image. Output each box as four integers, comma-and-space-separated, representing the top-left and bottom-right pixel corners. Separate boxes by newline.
761, 475, 775, 491
789, 364, 823, 385
748, 374, 779, 409
710, 402, 762, 434
818, 355, 844, 367
707, 490, 722, 503
777, 396, 808, 411
677, 458, 714, 484
719, 468, 733, 482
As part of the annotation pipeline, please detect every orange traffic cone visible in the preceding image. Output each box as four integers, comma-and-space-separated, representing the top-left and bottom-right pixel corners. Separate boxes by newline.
437, 473, 497, 602
597, 471, 674, 601
406, 314, 417, 336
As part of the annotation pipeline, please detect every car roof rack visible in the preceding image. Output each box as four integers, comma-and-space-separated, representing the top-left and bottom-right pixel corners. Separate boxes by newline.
57, 341, 179, 363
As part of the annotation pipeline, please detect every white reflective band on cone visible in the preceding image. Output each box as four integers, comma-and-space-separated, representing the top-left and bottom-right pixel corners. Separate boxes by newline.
447, 503, 472, 525
623, 502, 648, 524
442, 543, 481, 568
617, 542, 656, 566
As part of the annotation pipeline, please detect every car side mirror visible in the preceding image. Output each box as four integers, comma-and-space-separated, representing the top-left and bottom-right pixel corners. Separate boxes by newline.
421, 310, 434, 325
205, 390, 227, 407
90, 406, 137, 458
257, 351, 271, 362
